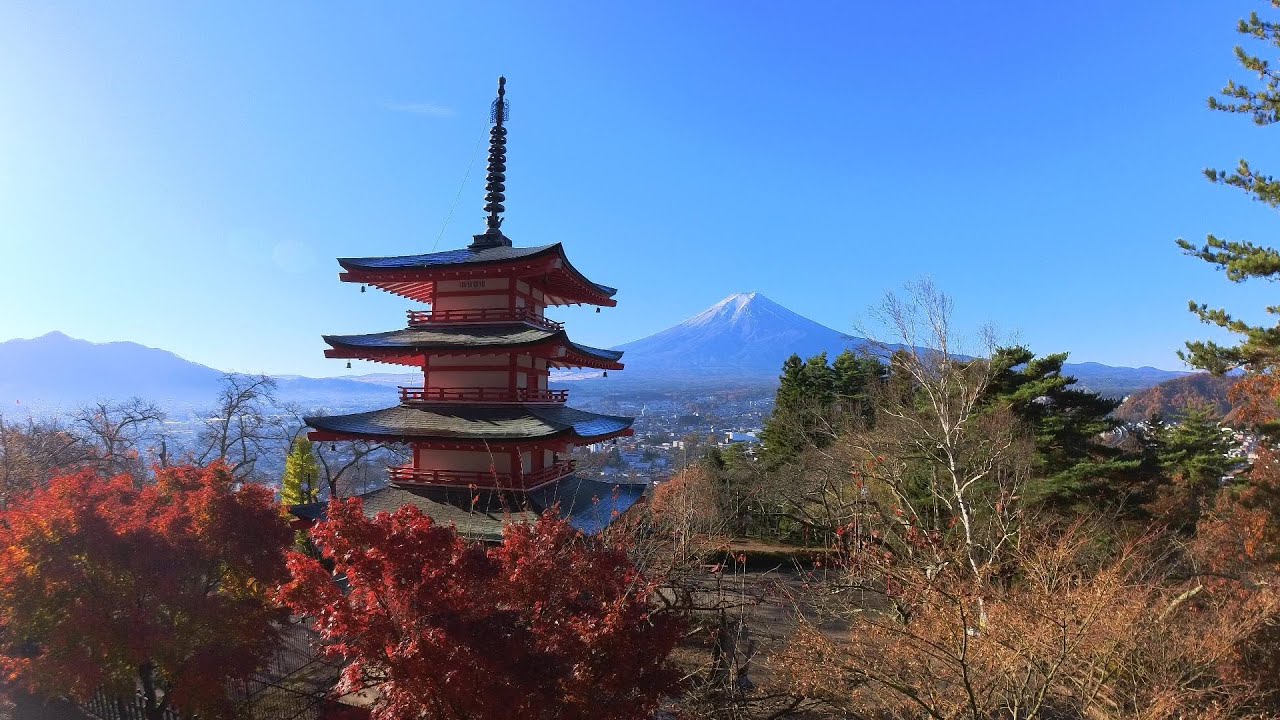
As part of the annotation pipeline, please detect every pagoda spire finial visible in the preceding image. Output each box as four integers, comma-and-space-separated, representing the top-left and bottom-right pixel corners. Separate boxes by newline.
471, 76, 512, 249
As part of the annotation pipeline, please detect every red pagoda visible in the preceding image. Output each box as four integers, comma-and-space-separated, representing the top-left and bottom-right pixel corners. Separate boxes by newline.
298, 78, 641, 538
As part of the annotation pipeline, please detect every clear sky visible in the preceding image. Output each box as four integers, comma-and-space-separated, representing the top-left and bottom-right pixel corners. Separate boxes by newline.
2, 2, 1278, 376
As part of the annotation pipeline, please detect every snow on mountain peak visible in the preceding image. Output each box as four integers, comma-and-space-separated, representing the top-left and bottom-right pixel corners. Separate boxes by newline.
615, 292, 859, 375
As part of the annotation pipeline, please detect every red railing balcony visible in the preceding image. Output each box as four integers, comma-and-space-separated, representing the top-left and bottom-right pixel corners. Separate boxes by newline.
406, 307, 563, 332
388, 460, 577, 487
398, 386, 568, 404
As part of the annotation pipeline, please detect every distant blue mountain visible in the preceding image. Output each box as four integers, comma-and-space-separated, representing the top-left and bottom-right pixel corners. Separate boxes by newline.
0, 332, 224, 408
1054, 362, 1191, 399
0, 332, 387, 413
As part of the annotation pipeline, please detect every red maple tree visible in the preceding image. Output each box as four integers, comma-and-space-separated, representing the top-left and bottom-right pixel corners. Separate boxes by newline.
278, 498, 682, 720
0, 464, 292, 720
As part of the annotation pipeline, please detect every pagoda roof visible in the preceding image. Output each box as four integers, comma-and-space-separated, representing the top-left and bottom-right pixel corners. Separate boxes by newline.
336, 243, 617, 307
290, 476, 648, 540
305, 403, 634, 445
322, 324, 624, 369
339, 243, 551, 271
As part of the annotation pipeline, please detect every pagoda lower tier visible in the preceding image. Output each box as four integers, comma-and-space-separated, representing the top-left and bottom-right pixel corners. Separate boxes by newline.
290, 475, 647, 541
305, 403, 634, 492
306, 403, 633, 446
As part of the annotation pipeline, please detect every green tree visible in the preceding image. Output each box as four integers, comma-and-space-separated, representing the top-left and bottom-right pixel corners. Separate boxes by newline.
760, 354, 823, 465
721, 441, 752, 472
760, 351, 883, 466
801, 352, 836, 405
1159, 404, 1238, 495
700, 445, 726, 472
281, 436, 320, 507
832, 349, 883, 426
982, 346, 1138, 507
1179, 5, 1280, 378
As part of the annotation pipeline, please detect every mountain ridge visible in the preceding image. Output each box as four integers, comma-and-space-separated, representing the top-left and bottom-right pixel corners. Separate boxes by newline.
1, 294, 1190, 409
0, 331, 386, 411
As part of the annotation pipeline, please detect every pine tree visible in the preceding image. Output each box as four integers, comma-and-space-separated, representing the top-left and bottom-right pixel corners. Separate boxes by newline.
1159, 404, 1238, 495
982, 346, 1138, 507
801, 352, 836, 405
832, 349, 883, 426
760, 354, 820, 465
760, 351, 883, 466
1179, 6, 1280, 380
281, 436, 320, 507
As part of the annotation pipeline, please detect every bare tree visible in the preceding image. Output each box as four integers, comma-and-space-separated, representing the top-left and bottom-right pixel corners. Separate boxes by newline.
193, 374, 287, 482
624, 468, 823, 719
71, 398, 166, 480
281, 404, 401, 500
315, 439, 400, 498
855, 278, 1029, 593
0, 414, 89, 507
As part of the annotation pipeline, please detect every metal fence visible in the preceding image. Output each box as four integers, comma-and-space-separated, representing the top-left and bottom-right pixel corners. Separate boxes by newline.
83, 689, 182, 720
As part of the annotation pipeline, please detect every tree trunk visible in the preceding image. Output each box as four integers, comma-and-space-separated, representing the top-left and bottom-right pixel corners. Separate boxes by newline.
139, 662, 168, 720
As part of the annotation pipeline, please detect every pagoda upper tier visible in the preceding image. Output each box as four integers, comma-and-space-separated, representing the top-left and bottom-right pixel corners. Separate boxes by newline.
321, 324, 623, 370
338, 243, 617, 306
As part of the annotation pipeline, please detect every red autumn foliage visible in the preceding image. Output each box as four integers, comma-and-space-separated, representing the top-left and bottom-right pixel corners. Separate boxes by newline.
0, 464, 292, 720
277, 498, 683, 720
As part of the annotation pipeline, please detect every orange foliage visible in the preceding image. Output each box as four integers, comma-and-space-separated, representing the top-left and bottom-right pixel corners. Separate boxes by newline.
1229, 375, 1280, 427
775, 522, 1280, 719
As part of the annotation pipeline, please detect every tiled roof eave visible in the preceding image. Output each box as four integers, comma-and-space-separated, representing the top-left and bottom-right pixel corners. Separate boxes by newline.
320, 328, 625, 369
304, 404, 636, 445
336, 243, 618, 305
287, 476, 648, 538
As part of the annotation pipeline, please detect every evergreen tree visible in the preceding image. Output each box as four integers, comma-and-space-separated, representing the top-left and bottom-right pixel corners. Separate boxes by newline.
700, 446, 726, 472
982, 346, 1138, 506
1159, 404, 1238, 495
1179, 7, 1280, 382
721, 441, 752, 472
832, 349, 883, 426
773, 354, 808, 408
760, 351, 884, 466
760, 354, 821, 465
281, 436, 320, 507
801, 352, 836, 405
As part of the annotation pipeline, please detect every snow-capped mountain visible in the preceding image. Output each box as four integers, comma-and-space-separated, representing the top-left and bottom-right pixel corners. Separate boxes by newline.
613, 292, 862, 378
604, 293, 1189, 395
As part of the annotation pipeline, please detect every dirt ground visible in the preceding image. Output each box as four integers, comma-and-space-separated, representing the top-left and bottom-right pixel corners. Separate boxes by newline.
669, 563, 865, 718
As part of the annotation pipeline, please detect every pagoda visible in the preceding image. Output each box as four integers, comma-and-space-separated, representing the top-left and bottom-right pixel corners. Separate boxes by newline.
298, 77, 642, 538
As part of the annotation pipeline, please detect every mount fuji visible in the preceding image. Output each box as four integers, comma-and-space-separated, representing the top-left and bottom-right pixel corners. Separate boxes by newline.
603, 292, 1189, 396
613, 292, 863, 379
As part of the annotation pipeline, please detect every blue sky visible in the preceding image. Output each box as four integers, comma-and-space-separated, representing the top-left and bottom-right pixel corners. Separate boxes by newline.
2, 2, 1278, 376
